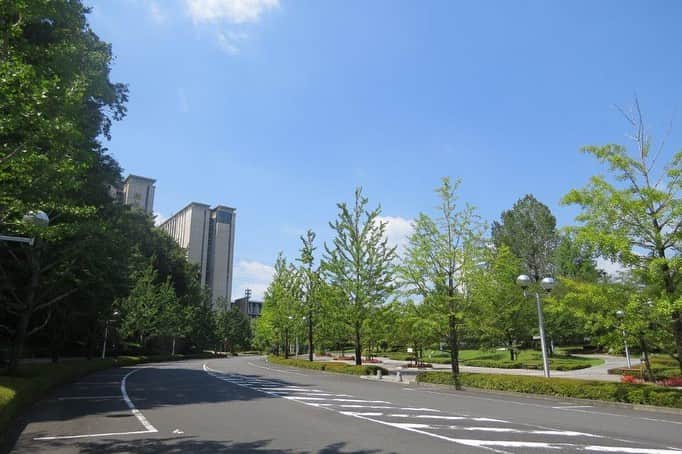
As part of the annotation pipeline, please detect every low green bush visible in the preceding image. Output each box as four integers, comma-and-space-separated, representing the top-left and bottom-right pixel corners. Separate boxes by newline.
268, 356, 388, 376
0, 353, 219, 440
416, 371, 682, 409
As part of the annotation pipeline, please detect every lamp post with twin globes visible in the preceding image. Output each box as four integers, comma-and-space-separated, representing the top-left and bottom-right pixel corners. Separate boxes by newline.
516, 274, 556, 378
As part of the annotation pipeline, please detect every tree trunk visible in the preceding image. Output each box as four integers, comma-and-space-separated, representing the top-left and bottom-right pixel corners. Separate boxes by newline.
639, 336, 654, 382
448, 314, 459, 377
284, 329, 289, 359
8, 246, 41, 375
672, 311, 682, 374
8, 311, 31, 374
171, 337, 176, 356
308, 312, 314, 362
354, 323, 362, 366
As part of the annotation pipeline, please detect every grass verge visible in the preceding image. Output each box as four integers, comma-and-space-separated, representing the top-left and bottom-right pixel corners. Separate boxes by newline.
416, 371, 682, 409
268, 356, 388, 376
0, 353, 219, 441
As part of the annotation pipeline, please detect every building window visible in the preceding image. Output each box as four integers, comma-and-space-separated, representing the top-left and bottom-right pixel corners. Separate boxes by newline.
216, 211, 232, 224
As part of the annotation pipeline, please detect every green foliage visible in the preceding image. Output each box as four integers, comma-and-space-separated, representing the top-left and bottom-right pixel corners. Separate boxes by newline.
255, 254, 302, 357
469, 246, 532, 358
215, 301, 253, 354
267, 355, 388, 376
323, 188, 396, 365
398, 177, 485, 376
562, 106, 682, 371
491, 194, 559, 282
416, 372, 682, 408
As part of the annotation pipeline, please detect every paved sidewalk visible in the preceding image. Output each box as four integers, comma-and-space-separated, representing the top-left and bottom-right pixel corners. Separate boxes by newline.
314, 354, 633, 384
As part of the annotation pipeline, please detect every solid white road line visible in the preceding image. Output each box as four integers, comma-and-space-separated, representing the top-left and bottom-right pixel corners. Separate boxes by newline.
33, 430, 152, 441
121, 369, 158, 433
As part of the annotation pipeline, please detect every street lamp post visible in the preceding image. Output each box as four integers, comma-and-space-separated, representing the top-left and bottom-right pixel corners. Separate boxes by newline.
516, 274, 555, 378
615, 310, 632, 368
0, 211, 50, 246
101, 310, 120, 359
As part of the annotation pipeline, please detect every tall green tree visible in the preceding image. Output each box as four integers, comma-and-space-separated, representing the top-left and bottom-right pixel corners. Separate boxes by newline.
470, 245, 532, 360
257, 254, 301, 358
119, 264, 176, 349
398, 177, 485, 378
215, 300, 252, 354
562, 105, 682, 371
491, 195, 559, 282
0, 0, 127, 372
297, 230, 320, 361
323, 188, 396, 366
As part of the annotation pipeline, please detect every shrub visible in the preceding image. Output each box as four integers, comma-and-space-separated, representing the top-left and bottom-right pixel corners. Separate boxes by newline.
416, 372, 682, 409
268, 356, 388, 376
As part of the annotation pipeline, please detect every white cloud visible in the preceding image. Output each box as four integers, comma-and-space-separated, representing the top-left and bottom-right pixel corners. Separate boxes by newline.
185, 0, 279, 24
376, 216, 413, 252
233, 260, 275, 300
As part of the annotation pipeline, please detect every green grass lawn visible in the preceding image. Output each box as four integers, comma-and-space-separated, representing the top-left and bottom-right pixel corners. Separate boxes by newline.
382, 349, 603, 370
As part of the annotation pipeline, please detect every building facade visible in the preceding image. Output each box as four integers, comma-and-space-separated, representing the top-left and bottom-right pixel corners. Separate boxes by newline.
122, 175, 156, 215
160, 203, 236, 305
232, 295, 263, 319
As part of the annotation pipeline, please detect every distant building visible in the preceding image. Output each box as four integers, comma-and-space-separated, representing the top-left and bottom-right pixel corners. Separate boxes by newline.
160, 202, 236, 305
122, 175, 156, 215
232, 289, 262, 319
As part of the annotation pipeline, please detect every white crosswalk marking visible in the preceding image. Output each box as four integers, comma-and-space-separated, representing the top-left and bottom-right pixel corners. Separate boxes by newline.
202, 364, 682, 454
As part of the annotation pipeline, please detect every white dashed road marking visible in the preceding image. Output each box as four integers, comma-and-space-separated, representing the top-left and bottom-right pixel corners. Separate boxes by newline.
203, 363, 682, 454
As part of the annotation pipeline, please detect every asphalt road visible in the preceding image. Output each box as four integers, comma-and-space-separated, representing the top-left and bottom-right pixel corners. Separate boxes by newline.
6, 356, 682, 453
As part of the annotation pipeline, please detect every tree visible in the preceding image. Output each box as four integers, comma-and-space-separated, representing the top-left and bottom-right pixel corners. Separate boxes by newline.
470, 245, 532, 360
398, 177, 485, 378
296, 229, 321, 361
562, 103, 682, 372
0, 0, 127, 373
215, 301, 252, 354
323, 188, 396, 366
119, 264, 176, 349
492, 195, 559, 282
257, 254, 301, 358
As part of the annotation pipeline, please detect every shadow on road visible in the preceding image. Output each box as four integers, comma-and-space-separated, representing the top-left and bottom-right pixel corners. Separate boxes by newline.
16, 435, 387, 453
6, 365, 332, 453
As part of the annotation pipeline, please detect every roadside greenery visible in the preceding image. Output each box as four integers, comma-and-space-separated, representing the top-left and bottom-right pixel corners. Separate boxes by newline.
382, 349, 602, 370
268, 355, 388, 376
416, 371, 682, 409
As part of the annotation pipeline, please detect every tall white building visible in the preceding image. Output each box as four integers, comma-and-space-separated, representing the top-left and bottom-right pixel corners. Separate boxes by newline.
160, 202, 236, 305
122, 175, 156, 215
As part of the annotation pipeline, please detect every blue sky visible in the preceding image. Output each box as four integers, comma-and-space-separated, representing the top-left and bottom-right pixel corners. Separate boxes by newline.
88, 0, 682, 298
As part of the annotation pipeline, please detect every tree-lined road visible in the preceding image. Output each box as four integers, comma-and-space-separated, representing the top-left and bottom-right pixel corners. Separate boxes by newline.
8, 356, 682, 453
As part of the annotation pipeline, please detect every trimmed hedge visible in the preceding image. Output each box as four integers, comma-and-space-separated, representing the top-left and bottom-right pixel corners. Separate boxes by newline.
268, 356, 388, 376
0, 353, 219, 440
416, 371, 682, 409
461, 359, 591, 371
